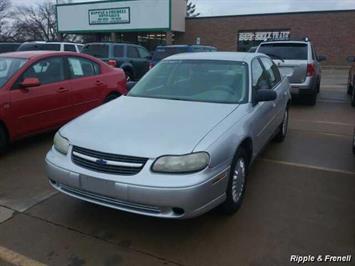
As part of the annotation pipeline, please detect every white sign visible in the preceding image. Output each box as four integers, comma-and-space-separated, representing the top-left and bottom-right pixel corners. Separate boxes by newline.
89, 8, 130, 25
239, 31, 290, 41
57, 0, 186, 33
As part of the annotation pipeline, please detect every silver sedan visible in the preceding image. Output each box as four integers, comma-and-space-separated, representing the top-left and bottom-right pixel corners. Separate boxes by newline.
45, 52, 291, 219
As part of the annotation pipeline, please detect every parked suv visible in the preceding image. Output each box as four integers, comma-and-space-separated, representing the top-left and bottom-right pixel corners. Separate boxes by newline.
0, 43, 21, 54
82, 43, 151, 81
17, 41, 83, 53
150, 45, 217, 68
256, 39, 326, 105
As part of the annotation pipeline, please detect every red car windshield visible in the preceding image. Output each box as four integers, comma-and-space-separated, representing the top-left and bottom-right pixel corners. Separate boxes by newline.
0, 57, 27, 88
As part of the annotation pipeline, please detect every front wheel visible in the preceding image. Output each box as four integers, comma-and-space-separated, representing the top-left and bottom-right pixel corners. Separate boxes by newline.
104, 93, 120, 103
274, 108, 289, 142
219, 148, 247, 215
0, 126, 8, 154
304, 91, 317, 106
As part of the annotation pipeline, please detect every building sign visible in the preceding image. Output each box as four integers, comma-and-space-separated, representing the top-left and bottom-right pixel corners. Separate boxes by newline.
239, 30, 291, 41
89, 8, 130, 25
57, 0, 186, 33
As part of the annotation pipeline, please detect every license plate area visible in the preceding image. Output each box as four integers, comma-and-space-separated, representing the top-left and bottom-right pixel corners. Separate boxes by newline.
80, 175, 116, 197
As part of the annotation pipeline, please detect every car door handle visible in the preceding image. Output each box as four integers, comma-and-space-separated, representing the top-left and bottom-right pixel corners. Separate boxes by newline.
272, 103, 276, 108
96, 80, 105, 86
57, 87, 69, 93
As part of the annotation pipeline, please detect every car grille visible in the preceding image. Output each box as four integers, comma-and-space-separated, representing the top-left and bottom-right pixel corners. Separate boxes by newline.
71, 146, 148, 175
59, 184, 161, 214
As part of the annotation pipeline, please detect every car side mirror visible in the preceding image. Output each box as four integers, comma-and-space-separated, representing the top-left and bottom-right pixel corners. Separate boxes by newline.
347, 56, 355, 63
21, 77, 41, 88
145, 55, 152, 60
127, 81, 137, 91
318, 55, 327, 62
255, 89, 277, 103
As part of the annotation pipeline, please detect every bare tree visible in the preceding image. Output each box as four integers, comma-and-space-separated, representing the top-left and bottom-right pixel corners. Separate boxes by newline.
186, 0, 200, 17
10, 1, 78, 42
0, 0, 11, 41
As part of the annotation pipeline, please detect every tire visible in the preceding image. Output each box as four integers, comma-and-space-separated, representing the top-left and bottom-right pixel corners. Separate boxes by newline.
124, 69, 135, 82
219, 148, 248, 215
274, 108, 289, 142
304, 90, 317, 106
347, 75, 354, 95
351, 83, 355, 107
317, 80, 320, 94
347, 84, 353, 95
0, 125, 8, 154
104, 93, 120, 103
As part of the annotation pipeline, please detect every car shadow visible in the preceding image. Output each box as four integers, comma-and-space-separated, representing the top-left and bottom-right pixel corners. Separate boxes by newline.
1, 131, 54, 159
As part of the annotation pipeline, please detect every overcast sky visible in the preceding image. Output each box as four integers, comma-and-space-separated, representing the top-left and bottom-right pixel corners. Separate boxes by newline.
10, 0, 355, 16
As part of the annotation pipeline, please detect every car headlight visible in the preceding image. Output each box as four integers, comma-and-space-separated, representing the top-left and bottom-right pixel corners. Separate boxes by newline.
152, 152, 210, 173
53, 132, 70, 155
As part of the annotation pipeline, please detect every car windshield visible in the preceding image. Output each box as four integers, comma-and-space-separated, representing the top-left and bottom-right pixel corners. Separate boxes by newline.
152, 47, 190, 61
258, 43, 308, 60
18, 43, 61, 51
0, 57, 27, 87
82, 44, 109, 58
129, 60, 249, 104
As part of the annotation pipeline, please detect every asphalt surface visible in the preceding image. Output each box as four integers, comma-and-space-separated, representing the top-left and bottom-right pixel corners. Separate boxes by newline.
0, 68, 354, 266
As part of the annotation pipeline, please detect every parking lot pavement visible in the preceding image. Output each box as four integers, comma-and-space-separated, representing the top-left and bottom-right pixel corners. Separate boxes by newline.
0, 69, 354, 266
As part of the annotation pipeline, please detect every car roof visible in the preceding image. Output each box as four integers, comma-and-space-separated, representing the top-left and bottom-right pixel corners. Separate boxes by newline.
84, 42, 134, 46
157, 45, 215, 48
0, 51, 80, 59
21, 41, 80, 45
164, 52, 263, 63
259, 41, 309, 45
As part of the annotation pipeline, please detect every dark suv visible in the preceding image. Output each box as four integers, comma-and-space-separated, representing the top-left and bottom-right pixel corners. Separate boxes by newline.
150, 45, 217, 68
82, 43, 151, 81
0, 43, 21, 54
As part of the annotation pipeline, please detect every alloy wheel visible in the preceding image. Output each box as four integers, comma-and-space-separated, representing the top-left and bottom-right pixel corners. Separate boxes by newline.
232, 158, 246, 203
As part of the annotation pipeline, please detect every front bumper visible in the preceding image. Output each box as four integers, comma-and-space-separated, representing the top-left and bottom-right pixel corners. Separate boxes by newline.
45, 148, 230, 219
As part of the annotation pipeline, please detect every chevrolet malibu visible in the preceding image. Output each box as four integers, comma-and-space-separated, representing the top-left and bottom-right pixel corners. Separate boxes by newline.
45, 52, 291, 219
0, 51, 127, 153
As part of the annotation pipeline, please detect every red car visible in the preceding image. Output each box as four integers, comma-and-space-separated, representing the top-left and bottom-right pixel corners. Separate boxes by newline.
0, 51, 127, 152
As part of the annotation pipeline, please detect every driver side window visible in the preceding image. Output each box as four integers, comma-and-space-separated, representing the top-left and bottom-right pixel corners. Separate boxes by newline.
21, 57, 65, 86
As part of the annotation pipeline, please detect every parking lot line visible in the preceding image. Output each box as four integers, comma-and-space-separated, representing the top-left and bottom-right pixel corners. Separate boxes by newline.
0, 246, 46, 266
293, 119, 354, 127
290, 128, 352, 138
260, 158, 355, 176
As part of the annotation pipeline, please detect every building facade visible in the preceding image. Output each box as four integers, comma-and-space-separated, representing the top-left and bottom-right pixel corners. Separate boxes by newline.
176, 10, 355, 65
56, 1, 355, 65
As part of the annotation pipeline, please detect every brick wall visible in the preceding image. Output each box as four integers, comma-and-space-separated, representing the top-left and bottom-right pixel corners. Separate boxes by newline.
175, 10, 355, 65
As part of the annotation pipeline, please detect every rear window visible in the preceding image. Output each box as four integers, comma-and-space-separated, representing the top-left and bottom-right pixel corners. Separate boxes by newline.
18, 43, 61, 51
152, 47, 190, 61
81, 44, 109, 58
258, 43, 308, 60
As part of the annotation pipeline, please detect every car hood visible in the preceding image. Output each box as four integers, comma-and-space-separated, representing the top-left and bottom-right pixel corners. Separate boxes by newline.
61, 96, 239, 158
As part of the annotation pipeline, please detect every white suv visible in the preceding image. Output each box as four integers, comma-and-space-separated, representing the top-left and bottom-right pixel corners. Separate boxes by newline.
256, 39, 326, 105
17, 41, 83, 53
